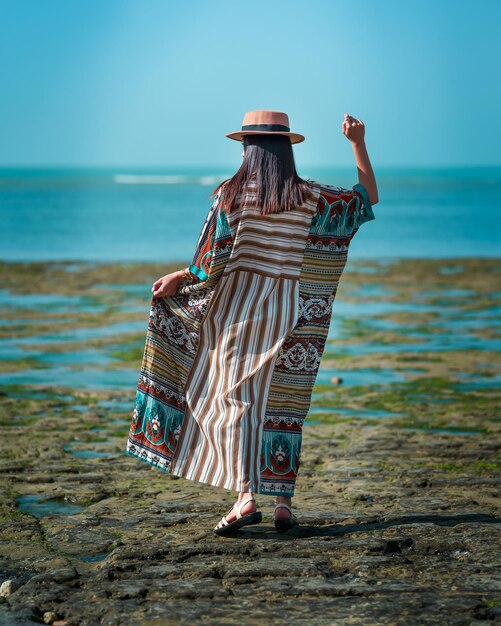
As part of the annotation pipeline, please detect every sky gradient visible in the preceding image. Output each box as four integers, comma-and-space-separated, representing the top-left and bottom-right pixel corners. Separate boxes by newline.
1, 0, 499, 168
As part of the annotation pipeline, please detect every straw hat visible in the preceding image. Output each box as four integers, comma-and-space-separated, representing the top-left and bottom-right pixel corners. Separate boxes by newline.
226, 110, 305, 144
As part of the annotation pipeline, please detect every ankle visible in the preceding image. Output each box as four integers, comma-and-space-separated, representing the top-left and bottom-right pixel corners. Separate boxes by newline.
237, 491, 254, 504
235, 492, 255, 514
276, 495, 292, 505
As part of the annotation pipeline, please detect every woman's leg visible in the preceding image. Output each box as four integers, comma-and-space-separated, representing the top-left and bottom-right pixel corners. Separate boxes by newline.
275, 495, 293, 519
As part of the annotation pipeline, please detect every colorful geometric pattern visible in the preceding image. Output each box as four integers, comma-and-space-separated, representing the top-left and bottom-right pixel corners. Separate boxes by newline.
126, 180, 375, 496
259, 182, 375, 494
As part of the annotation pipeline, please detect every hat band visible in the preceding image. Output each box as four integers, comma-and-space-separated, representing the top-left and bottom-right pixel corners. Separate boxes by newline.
241, 123, 290, 132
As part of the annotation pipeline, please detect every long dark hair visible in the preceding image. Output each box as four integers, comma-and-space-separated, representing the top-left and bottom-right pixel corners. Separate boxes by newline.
210, 134, 314, 215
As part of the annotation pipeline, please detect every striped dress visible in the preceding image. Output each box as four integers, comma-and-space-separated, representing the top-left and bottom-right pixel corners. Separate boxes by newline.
126, 178, 375, 496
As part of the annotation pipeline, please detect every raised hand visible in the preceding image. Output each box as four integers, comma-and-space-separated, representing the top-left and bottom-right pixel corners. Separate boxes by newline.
342, 112, 365, 145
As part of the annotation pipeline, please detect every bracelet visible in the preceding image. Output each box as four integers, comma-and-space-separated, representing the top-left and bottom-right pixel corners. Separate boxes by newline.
182, 267, 193, 281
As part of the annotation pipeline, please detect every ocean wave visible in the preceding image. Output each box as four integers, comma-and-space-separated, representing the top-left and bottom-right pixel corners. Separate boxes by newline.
113, 174, 229, 186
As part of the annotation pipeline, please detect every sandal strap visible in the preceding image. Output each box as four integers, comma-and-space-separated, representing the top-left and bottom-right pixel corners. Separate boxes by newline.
235, 496, 256, 519
274, 504, 292, 514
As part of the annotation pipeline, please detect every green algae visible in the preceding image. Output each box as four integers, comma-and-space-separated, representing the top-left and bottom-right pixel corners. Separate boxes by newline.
338, 318, 372, 338
110, 346, 144, 363
429, 460, 501, 475
393, 419, 488, 434
471, 460, 501, 473
377, 460, 398, 472
485, 600, 501, 609
310, 370, 500, 439
0, 260, 183, 296
304, 413, 357, 425
0, 357, 49, 373
321, 351, 352, 362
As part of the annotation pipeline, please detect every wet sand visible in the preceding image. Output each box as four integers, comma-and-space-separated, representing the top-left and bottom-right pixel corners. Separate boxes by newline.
0, 258, 500, 625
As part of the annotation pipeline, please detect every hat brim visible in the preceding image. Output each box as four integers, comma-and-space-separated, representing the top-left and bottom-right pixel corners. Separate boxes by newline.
225, 130, 305, 144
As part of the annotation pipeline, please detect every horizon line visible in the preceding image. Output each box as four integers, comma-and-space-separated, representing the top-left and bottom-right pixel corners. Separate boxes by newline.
0, 163, 500, 171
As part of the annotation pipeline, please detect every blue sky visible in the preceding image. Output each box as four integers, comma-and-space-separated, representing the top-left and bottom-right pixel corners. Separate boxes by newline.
0, 0, 499, 168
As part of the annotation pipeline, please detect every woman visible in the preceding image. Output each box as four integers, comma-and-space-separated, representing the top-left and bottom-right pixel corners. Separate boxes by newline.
125, 110, 379, 535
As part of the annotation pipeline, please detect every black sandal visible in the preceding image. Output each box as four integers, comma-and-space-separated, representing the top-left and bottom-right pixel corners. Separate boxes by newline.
274, 503, 299, 532
214, 496, 262, 535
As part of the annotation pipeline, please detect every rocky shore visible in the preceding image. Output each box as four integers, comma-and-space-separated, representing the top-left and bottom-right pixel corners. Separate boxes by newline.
0, 258, 499, 625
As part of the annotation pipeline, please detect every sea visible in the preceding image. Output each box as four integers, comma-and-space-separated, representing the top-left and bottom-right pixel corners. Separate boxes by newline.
0, 166, 500, 262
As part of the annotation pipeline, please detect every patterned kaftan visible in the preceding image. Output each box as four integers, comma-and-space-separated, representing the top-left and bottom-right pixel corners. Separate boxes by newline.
126, 178, 375, 495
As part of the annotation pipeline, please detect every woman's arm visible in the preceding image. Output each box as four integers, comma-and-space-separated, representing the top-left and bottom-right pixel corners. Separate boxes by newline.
342, 113, 379, 205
